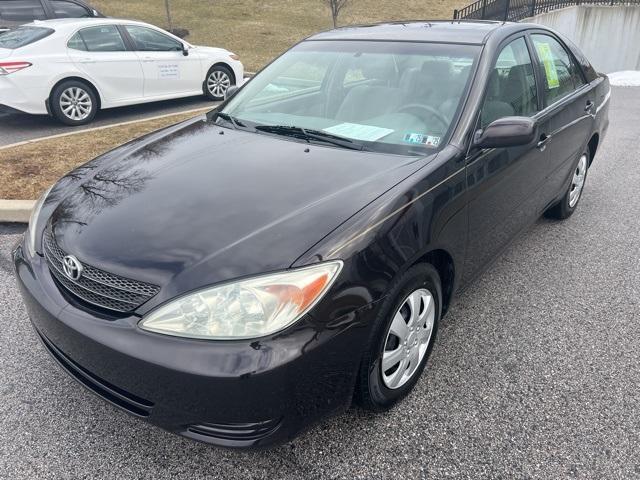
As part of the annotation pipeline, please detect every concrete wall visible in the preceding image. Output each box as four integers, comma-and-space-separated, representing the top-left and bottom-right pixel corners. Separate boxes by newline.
528, 5, 640, 73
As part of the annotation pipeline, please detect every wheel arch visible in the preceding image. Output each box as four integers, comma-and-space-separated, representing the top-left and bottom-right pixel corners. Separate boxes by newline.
587, 133, 599, 166
410, 248, 456, 316
207, 62, 236, 84
48, 76, 103, 113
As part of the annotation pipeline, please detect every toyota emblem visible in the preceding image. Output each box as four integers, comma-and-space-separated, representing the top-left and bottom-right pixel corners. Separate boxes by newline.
62, 255, 83, 281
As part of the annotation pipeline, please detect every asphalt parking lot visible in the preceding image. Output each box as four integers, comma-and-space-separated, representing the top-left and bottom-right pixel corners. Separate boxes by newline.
0, 87, 639, 479
0, 96, 217, 147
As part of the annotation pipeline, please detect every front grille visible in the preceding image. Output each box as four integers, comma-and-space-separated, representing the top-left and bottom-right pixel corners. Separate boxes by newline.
43, 231, 160, 313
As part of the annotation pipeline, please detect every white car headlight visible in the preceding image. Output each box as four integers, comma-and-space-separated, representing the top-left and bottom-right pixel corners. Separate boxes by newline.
26, 185, 53, 256
139, 261, 343, 340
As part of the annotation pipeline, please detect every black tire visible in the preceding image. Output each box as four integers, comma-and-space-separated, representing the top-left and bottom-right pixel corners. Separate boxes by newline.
545, 149, 590, 220
50, 80, 98, 126
204, 65, 235, 101
355, 263, 442, 411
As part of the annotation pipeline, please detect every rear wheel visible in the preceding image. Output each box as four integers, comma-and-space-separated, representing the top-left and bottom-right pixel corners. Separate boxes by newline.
51, 80, 98, 126
545, 150, 589, 220
355, 264, 441, 411
204, 65, 234, 101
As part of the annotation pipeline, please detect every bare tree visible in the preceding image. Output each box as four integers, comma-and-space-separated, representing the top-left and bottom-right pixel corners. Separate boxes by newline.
324, 0, 350, 28
164, 0, 173, 32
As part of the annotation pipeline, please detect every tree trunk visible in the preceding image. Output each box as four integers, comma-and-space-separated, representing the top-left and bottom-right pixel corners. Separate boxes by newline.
164, 0, 173, 32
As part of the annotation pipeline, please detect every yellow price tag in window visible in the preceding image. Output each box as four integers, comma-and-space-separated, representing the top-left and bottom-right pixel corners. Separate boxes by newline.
536, 42, 560, 89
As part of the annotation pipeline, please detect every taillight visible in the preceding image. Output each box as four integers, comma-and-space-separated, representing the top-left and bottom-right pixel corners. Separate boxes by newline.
0, 61, 32, 75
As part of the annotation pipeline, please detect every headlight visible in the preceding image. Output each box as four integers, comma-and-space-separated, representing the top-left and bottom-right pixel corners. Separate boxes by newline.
26, 185, 53, 256
139, 261, 343, 340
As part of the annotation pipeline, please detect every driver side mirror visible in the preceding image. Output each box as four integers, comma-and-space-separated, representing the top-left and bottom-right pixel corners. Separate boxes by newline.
473, 116, 537, 149
182, 44, 189, 56
224, 85, 239, 100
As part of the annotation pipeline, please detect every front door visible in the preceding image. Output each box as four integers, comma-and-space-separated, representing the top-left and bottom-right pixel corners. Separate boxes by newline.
463, 35, 547, 281
123, 24, 201, 98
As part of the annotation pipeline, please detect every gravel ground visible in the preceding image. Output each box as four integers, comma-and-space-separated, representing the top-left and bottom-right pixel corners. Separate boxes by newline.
0, 87, 639, 479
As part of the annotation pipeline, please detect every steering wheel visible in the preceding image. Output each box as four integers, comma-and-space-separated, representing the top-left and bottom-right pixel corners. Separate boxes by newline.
397, 103, 449, 130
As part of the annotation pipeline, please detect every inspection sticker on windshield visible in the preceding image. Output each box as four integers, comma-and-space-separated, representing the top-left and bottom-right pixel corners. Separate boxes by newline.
403, 133, 441, 147
323, 123, 393, 141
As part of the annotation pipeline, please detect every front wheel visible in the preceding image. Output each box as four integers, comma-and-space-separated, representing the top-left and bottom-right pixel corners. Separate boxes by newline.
50, 80, 98, 126
545, 150, 590, 220
355, 264, 442, 411
204, 65, 234, 101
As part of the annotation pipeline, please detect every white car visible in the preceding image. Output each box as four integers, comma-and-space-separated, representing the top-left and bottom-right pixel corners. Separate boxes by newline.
0, 18, 244, 125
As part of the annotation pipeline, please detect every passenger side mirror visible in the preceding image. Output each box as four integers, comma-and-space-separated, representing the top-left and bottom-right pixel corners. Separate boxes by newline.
224, 85, 239, 100
473, 116, 537, 149
182, 44, 189, 56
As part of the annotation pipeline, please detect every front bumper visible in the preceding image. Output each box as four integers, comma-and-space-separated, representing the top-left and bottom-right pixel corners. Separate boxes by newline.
13, 243, 369, 448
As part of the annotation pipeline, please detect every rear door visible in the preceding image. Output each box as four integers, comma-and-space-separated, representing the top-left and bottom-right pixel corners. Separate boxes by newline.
67, 24, 144, 103
528, 32, 595, 207
464, 35, 547, 281
122, 24, 202, 98
0, 0, 47, 31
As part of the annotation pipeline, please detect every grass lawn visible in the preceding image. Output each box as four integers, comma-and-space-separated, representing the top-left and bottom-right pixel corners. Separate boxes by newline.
0, 110, 206, 200
92, 0, 467, 72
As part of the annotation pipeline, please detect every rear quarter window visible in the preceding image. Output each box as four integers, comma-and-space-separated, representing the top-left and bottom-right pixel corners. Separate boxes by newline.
0, 25, 53, 49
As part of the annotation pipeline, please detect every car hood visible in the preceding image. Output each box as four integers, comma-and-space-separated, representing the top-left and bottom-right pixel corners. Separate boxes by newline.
49, 117, 432, 310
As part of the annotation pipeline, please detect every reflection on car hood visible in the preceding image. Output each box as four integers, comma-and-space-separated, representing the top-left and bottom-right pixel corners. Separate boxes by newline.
49, 117, 432, 309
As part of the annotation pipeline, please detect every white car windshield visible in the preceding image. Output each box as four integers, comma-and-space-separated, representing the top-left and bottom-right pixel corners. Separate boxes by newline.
222, 40, 480, 155
0, 26, 53, 49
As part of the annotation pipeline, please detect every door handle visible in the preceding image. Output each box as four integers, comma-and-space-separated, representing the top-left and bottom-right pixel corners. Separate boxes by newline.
584, 100, 594, 113
537, 133, 551, 151
78, 58, 95, 64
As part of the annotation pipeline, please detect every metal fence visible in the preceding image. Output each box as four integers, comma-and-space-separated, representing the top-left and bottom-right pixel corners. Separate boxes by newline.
453, 0, 640, 22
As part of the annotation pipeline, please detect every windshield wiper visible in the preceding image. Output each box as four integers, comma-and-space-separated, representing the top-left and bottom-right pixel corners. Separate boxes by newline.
254, 125, 365, 151
215, 112, 247, 130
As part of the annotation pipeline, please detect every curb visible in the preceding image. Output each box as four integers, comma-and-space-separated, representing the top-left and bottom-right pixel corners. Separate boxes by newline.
0, 200, 35, 223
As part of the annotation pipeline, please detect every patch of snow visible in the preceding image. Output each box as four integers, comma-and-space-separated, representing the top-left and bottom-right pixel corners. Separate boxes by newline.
608, 71, 640, 87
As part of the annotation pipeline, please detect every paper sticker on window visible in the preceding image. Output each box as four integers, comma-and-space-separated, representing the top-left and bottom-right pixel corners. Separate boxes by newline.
323, 123, 393, 141
535, 43, 560, 89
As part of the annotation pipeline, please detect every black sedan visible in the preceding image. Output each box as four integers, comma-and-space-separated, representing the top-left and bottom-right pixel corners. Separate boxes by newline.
13, 20, 609, 448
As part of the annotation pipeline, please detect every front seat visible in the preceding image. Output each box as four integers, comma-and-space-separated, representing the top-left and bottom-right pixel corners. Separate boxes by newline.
335, 85, 403, 123
481, 69, 515, 126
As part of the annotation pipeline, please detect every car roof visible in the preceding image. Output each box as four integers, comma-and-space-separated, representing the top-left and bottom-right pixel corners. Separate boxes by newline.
27, 17, 150, 30
307, 20, 526, 45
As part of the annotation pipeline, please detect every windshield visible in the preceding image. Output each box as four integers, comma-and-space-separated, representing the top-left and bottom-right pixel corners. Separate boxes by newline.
222, 40, 480, 155
0, 26, 54, 49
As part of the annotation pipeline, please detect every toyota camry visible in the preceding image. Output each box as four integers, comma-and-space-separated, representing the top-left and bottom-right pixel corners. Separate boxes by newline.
0, 17, 243, 125
14, 20, 609, 448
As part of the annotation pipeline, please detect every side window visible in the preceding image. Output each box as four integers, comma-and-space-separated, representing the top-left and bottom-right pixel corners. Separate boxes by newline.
0, 0, 47, 22
50, 0, 92, 18
67, 31, 86, 50
531, 34, 585, 107
481, 37, 538, 127
124, 25, 182, 52
69, 25, 126, 52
